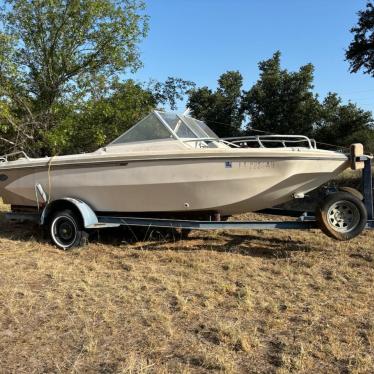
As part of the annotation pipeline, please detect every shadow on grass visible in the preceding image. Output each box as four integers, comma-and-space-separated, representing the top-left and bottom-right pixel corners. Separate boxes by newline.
127, 232, 316, 259
0, 212, 316, 258
0, 211, 46, 240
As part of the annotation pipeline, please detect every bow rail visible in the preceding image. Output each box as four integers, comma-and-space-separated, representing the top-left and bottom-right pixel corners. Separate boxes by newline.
222, 135, 317, 149
0, 151, 30, 163
182, 135, 318, 149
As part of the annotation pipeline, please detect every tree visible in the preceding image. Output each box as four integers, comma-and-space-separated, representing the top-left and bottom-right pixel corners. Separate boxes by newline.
187, 71, 244, 137
45, 80, 154, 154
0, 0, 149, 155
148, 77, 195, 112
346, 2, 374, 76
315, 93, 374, 151
241, 51, 321, 136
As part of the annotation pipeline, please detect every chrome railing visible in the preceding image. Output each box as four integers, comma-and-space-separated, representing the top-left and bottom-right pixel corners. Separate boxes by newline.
0, 151, 30, 163
182, 135, 317, 149
222, 135, 317, 149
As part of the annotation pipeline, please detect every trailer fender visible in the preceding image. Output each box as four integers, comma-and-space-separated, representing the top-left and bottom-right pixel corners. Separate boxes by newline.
40, 198, 99, 228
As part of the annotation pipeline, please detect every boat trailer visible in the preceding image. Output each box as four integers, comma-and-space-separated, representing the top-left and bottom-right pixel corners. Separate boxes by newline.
4, 156, 374, 249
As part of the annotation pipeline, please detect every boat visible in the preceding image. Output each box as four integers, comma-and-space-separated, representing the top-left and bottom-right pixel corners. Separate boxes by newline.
0, 110, 350, 217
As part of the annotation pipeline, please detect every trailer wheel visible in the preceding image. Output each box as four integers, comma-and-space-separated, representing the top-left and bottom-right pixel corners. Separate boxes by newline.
316, 192, 367, 240
49, 209, 88, 250
338, 187, 363, 200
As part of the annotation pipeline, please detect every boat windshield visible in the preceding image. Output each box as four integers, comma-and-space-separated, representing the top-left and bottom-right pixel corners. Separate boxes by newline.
158, 112, 218, 139
110, 112, 174, 145
109, 111, 219, 145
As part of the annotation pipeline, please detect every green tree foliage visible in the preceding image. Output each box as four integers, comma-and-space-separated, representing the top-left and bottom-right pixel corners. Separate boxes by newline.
187, 71, 244, 137
346, 2, 374, 76
44, 80, 153, 154
0, 0, 149, 155
242, 52, 321, 136
315, 93, 374, 150
150, 77, 194, 112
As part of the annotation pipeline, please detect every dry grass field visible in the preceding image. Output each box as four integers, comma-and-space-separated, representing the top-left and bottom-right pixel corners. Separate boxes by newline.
0, 200, 373, 373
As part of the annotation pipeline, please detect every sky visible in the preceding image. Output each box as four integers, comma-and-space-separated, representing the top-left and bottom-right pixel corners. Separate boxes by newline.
132, 0, 374, 113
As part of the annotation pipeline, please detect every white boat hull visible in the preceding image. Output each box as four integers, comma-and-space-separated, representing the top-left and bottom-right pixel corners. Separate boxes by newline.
0, 152, 349, 216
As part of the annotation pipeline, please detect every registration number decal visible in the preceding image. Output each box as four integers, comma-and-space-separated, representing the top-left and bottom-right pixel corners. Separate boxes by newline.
225, 161, 275, 169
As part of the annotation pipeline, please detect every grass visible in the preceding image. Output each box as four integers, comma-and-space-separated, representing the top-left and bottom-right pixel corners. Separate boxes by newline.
0, 201, 373, 373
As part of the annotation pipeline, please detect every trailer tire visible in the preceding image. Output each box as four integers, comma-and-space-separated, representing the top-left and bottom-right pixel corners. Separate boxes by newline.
316, 192, 367, 241
338, 187, 363, 201
49, 209, 88, 250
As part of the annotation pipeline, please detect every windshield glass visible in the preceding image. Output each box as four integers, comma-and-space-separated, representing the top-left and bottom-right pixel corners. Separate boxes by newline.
193, 119, 219, 139
108, 111, 219, 146
158, 112, 180, 130
178, 115, 218, 139
110, 112, 173, 144
158, 112, 218, 139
